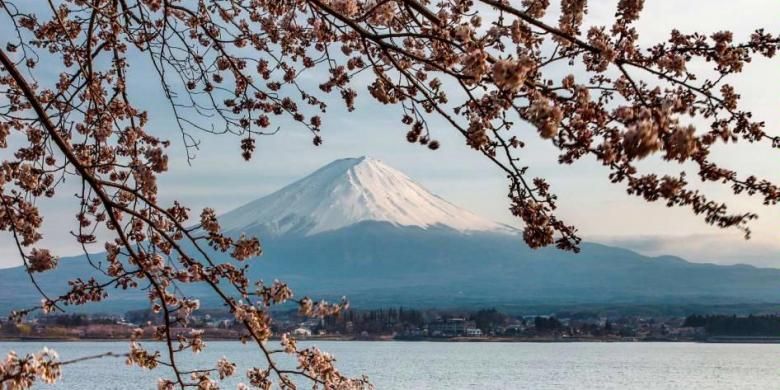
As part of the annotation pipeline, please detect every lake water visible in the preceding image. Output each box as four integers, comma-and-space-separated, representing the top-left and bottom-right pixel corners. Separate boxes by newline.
1, 341, 777, 389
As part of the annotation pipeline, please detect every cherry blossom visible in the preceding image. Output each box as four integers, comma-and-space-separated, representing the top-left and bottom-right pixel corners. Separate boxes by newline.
0, 0, 777, 388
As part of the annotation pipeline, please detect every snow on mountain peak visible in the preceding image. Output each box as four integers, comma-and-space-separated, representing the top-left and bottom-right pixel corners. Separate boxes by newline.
218, 156, 513, 235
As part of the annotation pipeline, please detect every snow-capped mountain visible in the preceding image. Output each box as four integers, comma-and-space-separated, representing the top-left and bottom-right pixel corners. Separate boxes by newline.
218, 156, 514, 236
3, 157, 780, 314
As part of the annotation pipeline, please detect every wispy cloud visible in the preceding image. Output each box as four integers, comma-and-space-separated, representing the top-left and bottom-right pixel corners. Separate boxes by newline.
591, 233, 780, 268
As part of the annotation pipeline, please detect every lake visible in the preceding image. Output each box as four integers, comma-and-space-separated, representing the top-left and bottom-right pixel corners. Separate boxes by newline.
1, 341, 777, 389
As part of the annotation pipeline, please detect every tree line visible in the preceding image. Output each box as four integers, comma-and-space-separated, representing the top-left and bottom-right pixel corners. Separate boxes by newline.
683, 315, 780, 336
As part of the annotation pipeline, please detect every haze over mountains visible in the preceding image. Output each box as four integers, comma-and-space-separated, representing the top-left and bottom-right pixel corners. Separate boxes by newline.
0, 157, 778, 314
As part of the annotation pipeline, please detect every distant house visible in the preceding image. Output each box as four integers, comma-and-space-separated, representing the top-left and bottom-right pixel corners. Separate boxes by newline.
465, 328, 483, 337
500, 324, 526, 335
301, 318, 322, 329
292, 327, 312, 337
669, 326, 704, 338
428, 318, 478, 336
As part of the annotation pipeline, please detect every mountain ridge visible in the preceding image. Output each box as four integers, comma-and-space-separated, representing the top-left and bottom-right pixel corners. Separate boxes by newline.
0, 157, 778, 314
1, 221, 778, 314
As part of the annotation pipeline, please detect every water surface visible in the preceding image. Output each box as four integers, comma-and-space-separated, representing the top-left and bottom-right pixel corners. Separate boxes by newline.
1, 341, 777, 389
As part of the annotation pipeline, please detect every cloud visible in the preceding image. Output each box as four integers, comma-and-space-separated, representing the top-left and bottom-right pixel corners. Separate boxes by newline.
591, 233, 780, 268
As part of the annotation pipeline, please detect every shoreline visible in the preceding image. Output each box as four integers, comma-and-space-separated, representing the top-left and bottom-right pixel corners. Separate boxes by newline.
4, 336, 780, 344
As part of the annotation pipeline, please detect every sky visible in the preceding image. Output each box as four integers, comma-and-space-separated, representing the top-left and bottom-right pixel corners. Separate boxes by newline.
0, 0, 778, 268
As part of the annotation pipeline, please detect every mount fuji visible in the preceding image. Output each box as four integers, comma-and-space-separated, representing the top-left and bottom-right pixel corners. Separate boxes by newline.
218, 156, 513, 236
0, 157, 779, 314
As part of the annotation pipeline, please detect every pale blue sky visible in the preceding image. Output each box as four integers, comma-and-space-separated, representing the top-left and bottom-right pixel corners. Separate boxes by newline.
1, 0, 778, 268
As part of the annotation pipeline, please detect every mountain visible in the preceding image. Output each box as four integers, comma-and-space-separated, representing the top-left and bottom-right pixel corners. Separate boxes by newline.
0, 157, 779, 315
218, 156, 512, 236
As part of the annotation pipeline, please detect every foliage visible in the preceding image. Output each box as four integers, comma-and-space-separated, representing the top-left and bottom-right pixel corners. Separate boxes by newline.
471, 308, 509, 332
533, 316, 563, 331
683, 314, 780, 336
